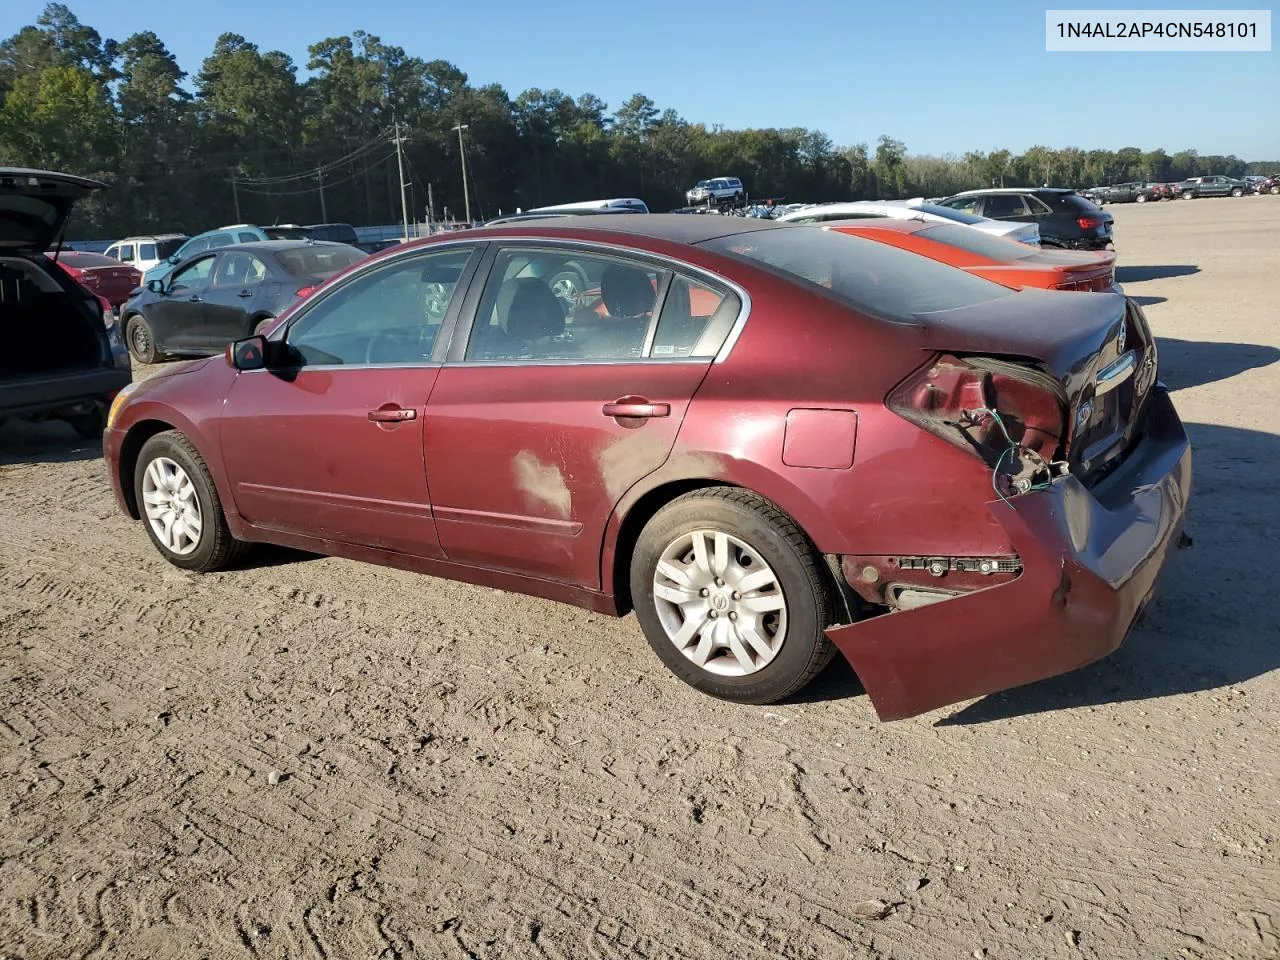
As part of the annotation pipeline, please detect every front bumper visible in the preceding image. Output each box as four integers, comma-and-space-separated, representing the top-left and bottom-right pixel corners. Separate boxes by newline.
828, 388, 1191, 721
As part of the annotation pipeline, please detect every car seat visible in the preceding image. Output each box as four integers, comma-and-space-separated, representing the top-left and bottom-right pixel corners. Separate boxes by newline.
503, 278, 567, 358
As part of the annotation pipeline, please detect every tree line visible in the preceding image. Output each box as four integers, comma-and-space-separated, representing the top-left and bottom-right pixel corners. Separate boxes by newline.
1, 4, 1274, 240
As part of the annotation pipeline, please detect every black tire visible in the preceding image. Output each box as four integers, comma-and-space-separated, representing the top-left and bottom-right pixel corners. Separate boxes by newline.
66, 405, 104, 440
1182, 190, 1195, 200
126, 313, 159, 365
134, 430, 248, 572
1271, 186, 1279, 195
629, 488, 838, 704
1135, 193, 1147, 203
1231, 187, 1244, 198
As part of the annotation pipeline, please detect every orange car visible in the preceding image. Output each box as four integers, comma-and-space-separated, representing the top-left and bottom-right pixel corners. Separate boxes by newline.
821, 219, 1118, 293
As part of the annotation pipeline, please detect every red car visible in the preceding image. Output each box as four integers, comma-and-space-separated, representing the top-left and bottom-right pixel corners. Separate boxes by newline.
102, 216, 1190, 721
822, 219, 1118, 292
48, 250, 142, 307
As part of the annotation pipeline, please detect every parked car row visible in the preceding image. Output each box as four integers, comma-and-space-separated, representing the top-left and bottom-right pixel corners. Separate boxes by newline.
1085, 175, 1279, 203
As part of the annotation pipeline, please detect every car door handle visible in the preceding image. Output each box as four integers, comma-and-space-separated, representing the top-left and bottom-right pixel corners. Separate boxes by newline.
187, 295, 202, 302
602, 398, 670, 419
368, 407, 417, 422
237, 290, 253, 298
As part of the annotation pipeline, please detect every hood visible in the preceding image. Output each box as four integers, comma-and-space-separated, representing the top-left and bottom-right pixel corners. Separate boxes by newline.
0, 168, 106, 251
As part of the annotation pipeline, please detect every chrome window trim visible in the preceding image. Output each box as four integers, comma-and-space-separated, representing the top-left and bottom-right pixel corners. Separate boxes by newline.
268, 234, 753, 366
442, 357, 708, 369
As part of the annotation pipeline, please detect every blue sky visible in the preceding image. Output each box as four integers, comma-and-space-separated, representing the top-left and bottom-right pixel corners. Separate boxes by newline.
4, 0, 1277, 158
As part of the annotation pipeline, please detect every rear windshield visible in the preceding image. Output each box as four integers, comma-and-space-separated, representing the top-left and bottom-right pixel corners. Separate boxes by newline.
274, 244, 366, 278
1058, 193, 1104, 213
916, 224, 1038, 262
0, 194, 65, 245
264, 226, 313, 240
700, 227, 1012, 321
53, 251, 119, 267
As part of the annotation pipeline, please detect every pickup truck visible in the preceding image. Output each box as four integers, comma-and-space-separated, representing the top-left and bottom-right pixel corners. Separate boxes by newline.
1177, 176, 1247, 199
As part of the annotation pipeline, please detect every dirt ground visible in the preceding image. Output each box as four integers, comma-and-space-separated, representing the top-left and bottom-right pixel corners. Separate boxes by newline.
2, 198, 1278, 960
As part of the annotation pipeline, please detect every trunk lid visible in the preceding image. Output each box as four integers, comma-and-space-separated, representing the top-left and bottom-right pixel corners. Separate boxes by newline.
1, 168, 106, 251
910, 289, 1157, 483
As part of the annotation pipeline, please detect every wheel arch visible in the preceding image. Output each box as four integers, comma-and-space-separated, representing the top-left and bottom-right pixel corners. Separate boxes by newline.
117, 418, 179, 519
605, 476, 844, 618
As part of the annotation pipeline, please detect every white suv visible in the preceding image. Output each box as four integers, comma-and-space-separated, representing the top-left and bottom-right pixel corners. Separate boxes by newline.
686, 177, 746, 205
103, 234, 187, 274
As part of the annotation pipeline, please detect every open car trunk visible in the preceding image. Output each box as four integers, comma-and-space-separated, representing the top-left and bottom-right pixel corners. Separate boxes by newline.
0, 255, 106, 379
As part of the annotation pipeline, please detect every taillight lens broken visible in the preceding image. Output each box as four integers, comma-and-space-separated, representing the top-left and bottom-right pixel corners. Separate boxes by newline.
887, 354, 1067, 466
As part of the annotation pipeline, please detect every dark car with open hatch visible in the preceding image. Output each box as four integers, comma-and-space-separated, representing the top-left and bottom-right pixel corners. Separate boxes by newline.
120, 239, 366, 364
0, 167, 131, 438
102, 214, 1190, 720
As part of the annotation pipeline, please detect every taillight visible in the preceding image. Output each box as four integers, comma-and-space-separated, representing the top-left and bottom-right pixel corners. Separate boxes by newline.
888, 354, 1066, 494
295, 285, 317, 298
1077, 216, 1102, 230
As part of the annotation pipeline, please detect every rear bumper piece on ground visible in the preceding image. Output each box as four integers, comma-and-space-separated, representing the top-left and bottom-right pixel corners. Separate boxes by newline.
0, 367, 131, 420
828, 388, 1191, 721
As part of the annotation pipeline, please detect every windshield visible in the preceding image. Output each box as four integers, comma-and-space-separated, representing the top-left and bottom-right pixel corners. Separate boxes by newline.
911, 203, 987, 226
155, 237, 186, 259
699, 227, 1012, 322
916, 224, 1038, 262
694, 181, 710, 188
274, 244, 366, 279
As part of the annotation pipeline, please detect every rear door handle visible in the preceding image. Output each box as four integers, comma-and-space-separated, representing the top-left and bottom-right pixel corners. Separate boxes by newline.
368, 407, 417, 422
602, 397, 670, 419
237, 290, 254, 298
187, 295, 202, 302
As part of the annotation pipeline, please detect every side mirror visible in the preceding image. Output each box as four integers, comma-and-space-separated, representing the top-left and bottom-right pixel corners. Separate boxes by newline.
167, 253, 181, 264
227, 335, 267, 371
147, 278, 165, 294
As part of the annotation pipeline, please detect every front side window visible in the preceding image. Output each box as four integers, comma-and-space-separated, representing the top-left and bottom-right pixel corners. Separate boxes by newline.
168, 256, 215, 292
118, 244, 135, 262
213, 252, 267, 287
286, 247, 474, 366
942, 196, 982, 215
208, 233, 233, 249
183, 238, 212, 256
465, 249, 667, 362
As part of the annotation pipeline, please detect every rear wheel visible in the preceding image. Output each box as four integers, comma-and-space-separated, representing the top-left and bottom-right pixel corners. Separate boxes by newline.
1231, 187, 1244, 197
1271, 185, 1279, 195
252, 316, 275, 336
630, 488, 837, 704
126, 314, 159, 365
1135, 193, 1147, 203
134, 430, 247, 572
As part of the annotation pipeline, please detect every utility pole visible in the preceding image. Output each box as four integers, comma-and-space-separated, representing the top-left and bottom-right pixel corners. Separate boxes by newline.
230, 173, 241, 222
452, 123, 471, 225
427, 182, 435, 233
391, 120, 410, 240
316, 168, 328, 222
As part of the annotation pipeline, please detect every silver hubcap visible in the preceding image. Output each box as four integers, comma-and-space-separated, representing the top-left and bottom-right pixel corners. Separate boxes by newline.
131, 323, 149, 354
142, 457, 203, 555
550, 276, 580, 303
653, 529, 787, 677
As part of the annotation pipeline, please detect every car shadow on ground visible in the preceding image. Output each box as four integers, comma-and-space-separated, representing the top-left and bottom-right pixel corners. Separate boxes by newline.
1156, 337, 1280, 390
1128, 295, 1166, 307
937, 420, 1279, 725
0, 422, 102, 465
1115, 265, 1200, 283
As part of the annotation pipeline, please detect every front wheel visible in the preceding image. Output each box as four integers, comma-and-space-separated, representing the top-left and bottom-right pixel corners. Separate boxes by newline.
125, 314, 159, 365
252, 316, 276, 336
1182, 190, 1195, 200
1135, 193, 1147, 203
630, 488, 837, 704
134, 430, 248, 572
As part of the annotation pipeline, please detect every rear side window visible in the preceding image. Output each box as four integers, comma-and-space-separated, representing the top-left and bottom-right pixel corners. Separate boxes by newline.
651, 275, 739, 358
982, 195, 1030, 218
139, 243, 156, 260
209, 233, 233, 249
700, 227, 1012, 322
237, 231, 260, 243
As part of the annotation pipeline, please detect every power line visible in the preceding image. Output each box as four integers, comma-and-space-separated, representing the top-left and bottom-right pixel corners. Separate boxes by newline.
235, 127, 395, 185
237, 153, 395, 196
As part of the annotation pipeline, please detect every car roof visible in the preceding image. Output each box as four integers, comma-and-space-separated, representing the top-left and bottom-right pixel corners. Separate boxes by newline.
946, 187, 1076, 197
191, 239, 352, 255
455, 212, 785, 245
117, 233, 187, 242
0, 167, 108, 190
821, 218, 931, 234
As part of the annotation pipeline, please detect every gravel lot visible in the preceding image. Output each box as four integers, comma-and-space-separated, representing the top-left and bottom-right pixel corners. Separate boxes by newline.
2, 197, 1278, 960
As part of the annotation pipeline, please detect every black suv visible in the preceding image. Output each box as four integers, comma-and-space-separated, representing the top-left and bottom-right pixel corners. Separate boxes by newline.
935, 188, 1114, 250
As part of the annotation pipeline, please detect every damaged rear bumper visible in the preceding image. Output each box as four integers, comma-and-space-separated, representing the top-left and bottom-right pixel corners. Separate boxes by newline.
827, 387, 1191, 721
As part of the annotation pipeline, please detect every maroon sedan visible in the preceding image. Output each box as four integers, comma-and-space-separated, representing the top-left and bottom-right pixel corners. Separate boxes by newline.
48, 250, 142, 308
102, 216, 1190, 720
